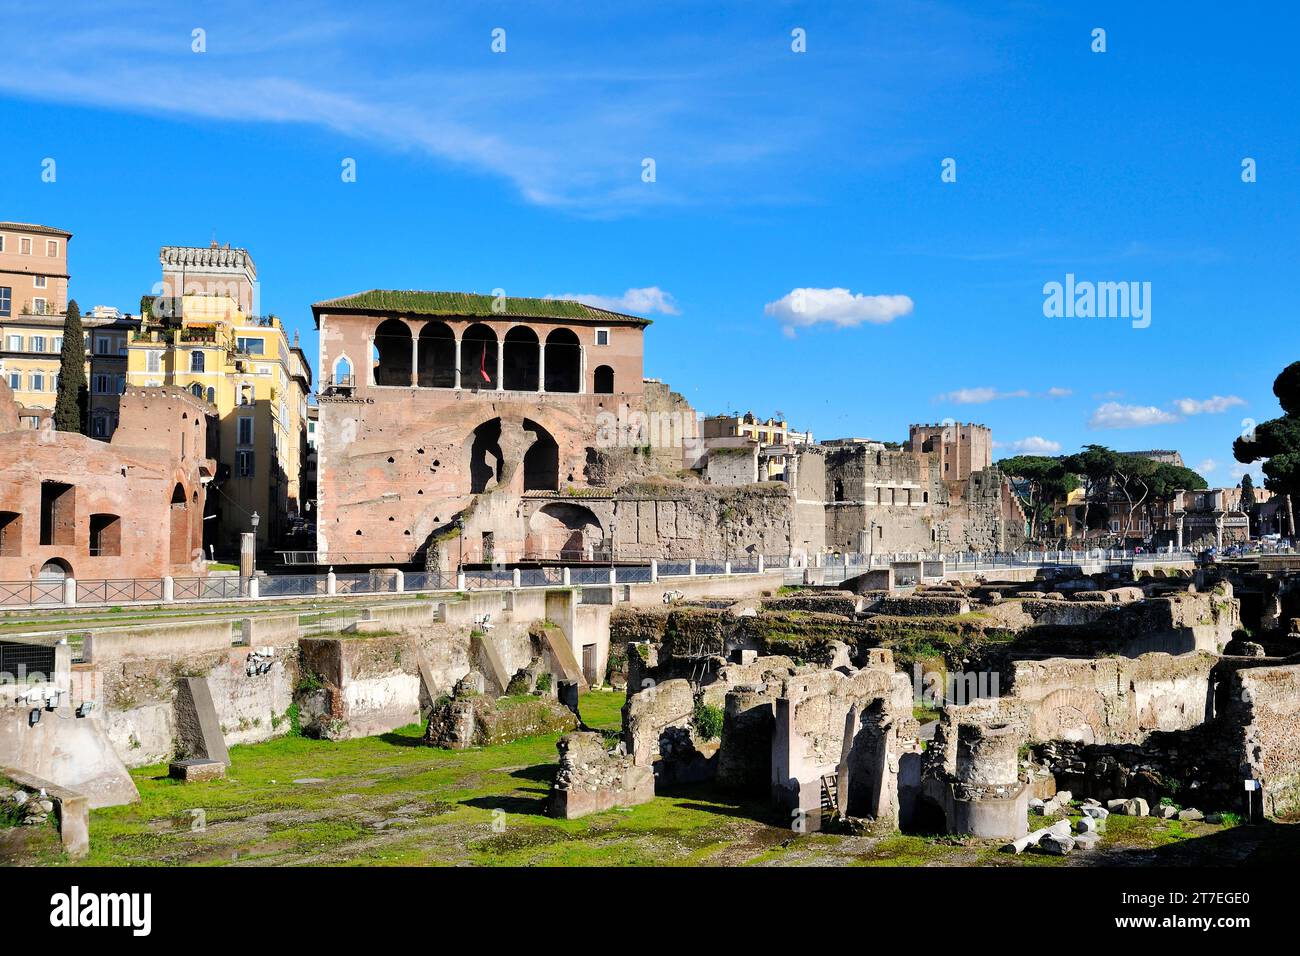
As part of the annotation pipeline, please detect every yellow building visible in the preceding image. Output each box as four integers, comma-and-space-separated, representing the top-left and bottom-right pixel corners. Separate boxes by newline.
126, 243, 312, 553
701, 411, 812, 481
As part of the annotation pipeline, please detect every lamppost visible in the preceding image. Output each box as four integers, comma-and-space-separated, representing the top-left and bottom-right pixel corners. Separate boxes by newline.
250, 511, 260, 574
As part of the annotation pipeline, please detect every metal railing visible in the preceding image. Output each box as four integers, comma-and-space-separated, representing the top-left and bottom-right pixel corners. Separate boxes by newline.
0, 641, 57, 677
0, 579, 65, 607
76, 578, 164, 605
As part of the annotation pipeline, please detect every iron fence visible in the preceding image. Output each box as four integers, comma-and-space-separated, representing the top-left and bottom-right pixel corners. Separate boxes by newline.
0, 579, 65, 606
259, 575, 328, 598
404, 571, 453, 591
0, 641, 57, 678
173, 575, 246, 601
76, 578, 165, 605
615, 565, 653, 584
658, 560, 692, 577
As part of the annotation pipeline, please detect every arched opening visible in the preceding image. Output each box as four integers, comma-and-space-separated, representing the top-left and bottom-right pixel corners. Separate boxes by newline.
527, 503, 603, 560
38, 558, 71, 581
169, 482, 189, 565
461, 324, 498, 390
593, 364, 614, 394
190, 383, 203, 398
503, 326, 540, 391
190, 350, 205, 373
373, 319, 412, 386
332, 355, 354, 387
417, 321, 456, 387
544, 328, 580, 393
469, 419, 503, 493
523, 419, 559, 491
89, 513, 121, 557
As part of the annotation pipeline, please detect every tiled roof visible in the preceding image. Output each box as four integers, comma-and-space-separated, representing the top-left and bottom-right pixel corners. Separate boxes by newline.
0, 222, 72, 238
311, 290, 650, 326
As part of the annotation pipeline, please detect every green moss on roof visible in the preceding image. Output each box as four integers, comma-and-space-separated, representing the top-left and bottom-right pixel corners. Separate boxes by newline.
312, 290, 650, 325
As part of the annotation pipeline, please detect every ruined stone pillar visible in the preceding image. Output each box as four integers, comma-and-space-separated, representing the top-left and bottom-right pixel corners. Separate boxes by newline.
326, 571, 337, 596
563, 567, 571, 586
513, 568, 522, 588
689, 559, 697, 576
757, 554, 765, 573
650, 559, 658, 582
247, 577, 260, 600
163, 576, 175, 602
394, 570, 405, 593
63, 577, 76, 607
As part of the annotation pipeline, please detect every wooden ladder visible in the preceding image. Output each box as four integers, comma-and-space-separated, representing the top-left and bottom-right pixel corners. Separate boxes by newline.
820, 772, 839, 823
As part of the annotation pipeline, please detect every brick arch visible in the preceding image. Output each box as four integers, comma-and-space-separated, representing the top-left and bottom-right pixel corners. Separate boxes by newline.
1030, 687, 1106, 744
527, 502, 603, 560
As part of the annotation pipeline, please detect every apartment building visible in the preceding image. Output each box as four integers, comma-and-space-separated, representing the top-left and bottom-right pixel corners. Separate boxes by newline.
126, 242, 312, 553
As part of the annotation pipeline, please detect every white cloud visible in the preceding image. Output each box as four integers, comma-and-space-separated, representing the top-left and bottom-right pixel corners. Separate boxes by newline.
1045, 387, 1073, 398
764, 288, 913, 336
1172, 395, 1246, 416
936, 387, 1029, 405
1088, 402, 1180, 429
549, 287, 679, 316
1197, 458, 1218, 474
998, 436, 1062, 455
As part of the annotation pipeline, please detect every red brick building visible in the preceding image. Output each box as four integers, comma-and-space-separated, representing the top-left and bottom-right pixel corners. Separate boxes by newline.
0, 382, 215, 581
312, 291, 652, 568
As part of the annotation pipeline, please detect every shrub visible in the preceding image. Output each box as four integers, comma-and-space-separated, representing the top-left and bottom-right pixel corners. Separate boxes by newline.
692, 700, 724, 741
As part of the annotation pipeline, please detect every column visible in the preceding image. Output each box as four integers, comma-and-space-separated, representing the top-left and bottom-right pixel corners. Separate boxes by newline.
63, 577, 77, 607
454, 336, 462, 389
163, 576, 175, 603
577, 345, 586, 394
394, 570, 405, 593
410, 336, 419, 387
650, 559, 658, 583
538, 344, 545, 393
496, 338, 504, 391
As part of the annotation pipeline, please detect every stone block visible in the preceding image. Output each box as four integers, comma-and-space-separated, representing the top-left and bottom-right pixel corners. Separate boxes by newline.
168, 759, 226, 783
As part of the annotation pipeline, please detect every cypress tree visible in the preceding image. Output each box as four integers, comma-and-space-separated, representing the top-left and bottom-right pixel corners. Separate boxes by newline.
53, 298, 87, 433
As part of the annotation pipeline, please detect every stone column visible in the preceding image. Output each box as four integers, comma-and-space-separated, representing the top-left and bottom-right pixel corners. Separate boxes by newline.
163, 576, 175, 603
326, 570, 337, 596
239, 532, 256, 580
63, 577, 77, 607
394, 569, 405, 593
496, 339, 504, 391
454, 335, 462, 389
512, 568, 522, 588
650, 559, 658, 583
538, 344, 546, 393
410, 335, 419, 387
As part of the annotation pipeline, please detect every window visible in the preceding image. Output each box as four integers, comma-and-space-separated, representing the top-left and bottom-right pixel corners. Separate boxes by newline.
34, 275, 47, 289
0, 511, 21, 556
39, 482, 76, 546
0, 235, 4, 252
0, 287, 9, 317
91, 416, 108, 437
205, 386, 215, 403
190, 350, 205, 372
53, 336, 62, 352
93, 374, 111, 394
30, 372, 44, 392
31, 335, 45, 352
146, 350, 161, 373
89, 514, 121, 556
32, 297, 47, 315
95, 337, 111, 355
116, 374, 125, 394
236, 336, 265, 355
6, 372, 18, 390
5, 334, 20, 351
238, 416, 254, 446
19, 237, 31, 255
189, 383, 203, 398
46, 239, 58, 257
237, 450, 255, 477
595, 328, 610, 346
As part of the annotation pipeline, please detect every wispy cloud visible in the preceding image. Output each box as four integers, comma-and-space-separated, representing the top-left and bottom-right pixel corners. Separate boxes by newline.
997, 436, 1062, 454
1173, 395, 1246, 416
1088, 402, 1180, 429
935, 386, 1070, 405
764, 288, 914, 337
1197, 458, 1218, 474
0, 2, 992, 215
549, 287, 679, 316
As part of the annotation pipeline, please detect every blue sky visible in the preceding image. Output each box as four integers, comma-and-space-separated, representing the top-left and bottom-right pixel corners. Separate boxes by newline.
2, 0, 1296, 485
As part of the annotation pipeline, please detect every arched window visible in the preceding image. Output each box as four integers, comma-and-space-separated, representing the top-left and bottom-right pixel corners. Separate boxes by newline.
469, 418, 503, 493
169, 482, 189, 565
503, 327, 540, 391
544, 328, 580, 393
462, 324, 498, 390
190, 383, 203, 398
190, 350, 205, 372
593, 364, 614, 394
333, 355, 354, 387
206, 386, 215, 403
417, 322, 456, 387
373, 319, 412, 386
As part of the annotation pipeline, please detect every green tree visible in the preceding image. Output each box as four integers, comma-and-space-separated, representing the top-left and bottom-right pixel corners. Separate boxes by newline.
1062, 445, 1119, 543
996, 455, 1079, 542
1240, 472, 1256, 511
53, 299, 87, 433
1234, 361, 1300, 536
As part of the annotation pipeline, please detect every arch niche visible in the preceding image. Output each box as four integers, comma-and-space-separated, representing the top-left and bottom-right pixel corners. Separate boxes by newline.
527, 503, 602, 559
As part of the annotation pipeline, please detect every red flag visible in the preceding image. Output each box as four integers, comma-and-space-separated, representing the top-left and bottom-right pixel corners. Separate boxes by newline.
480, 344, 490, 383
